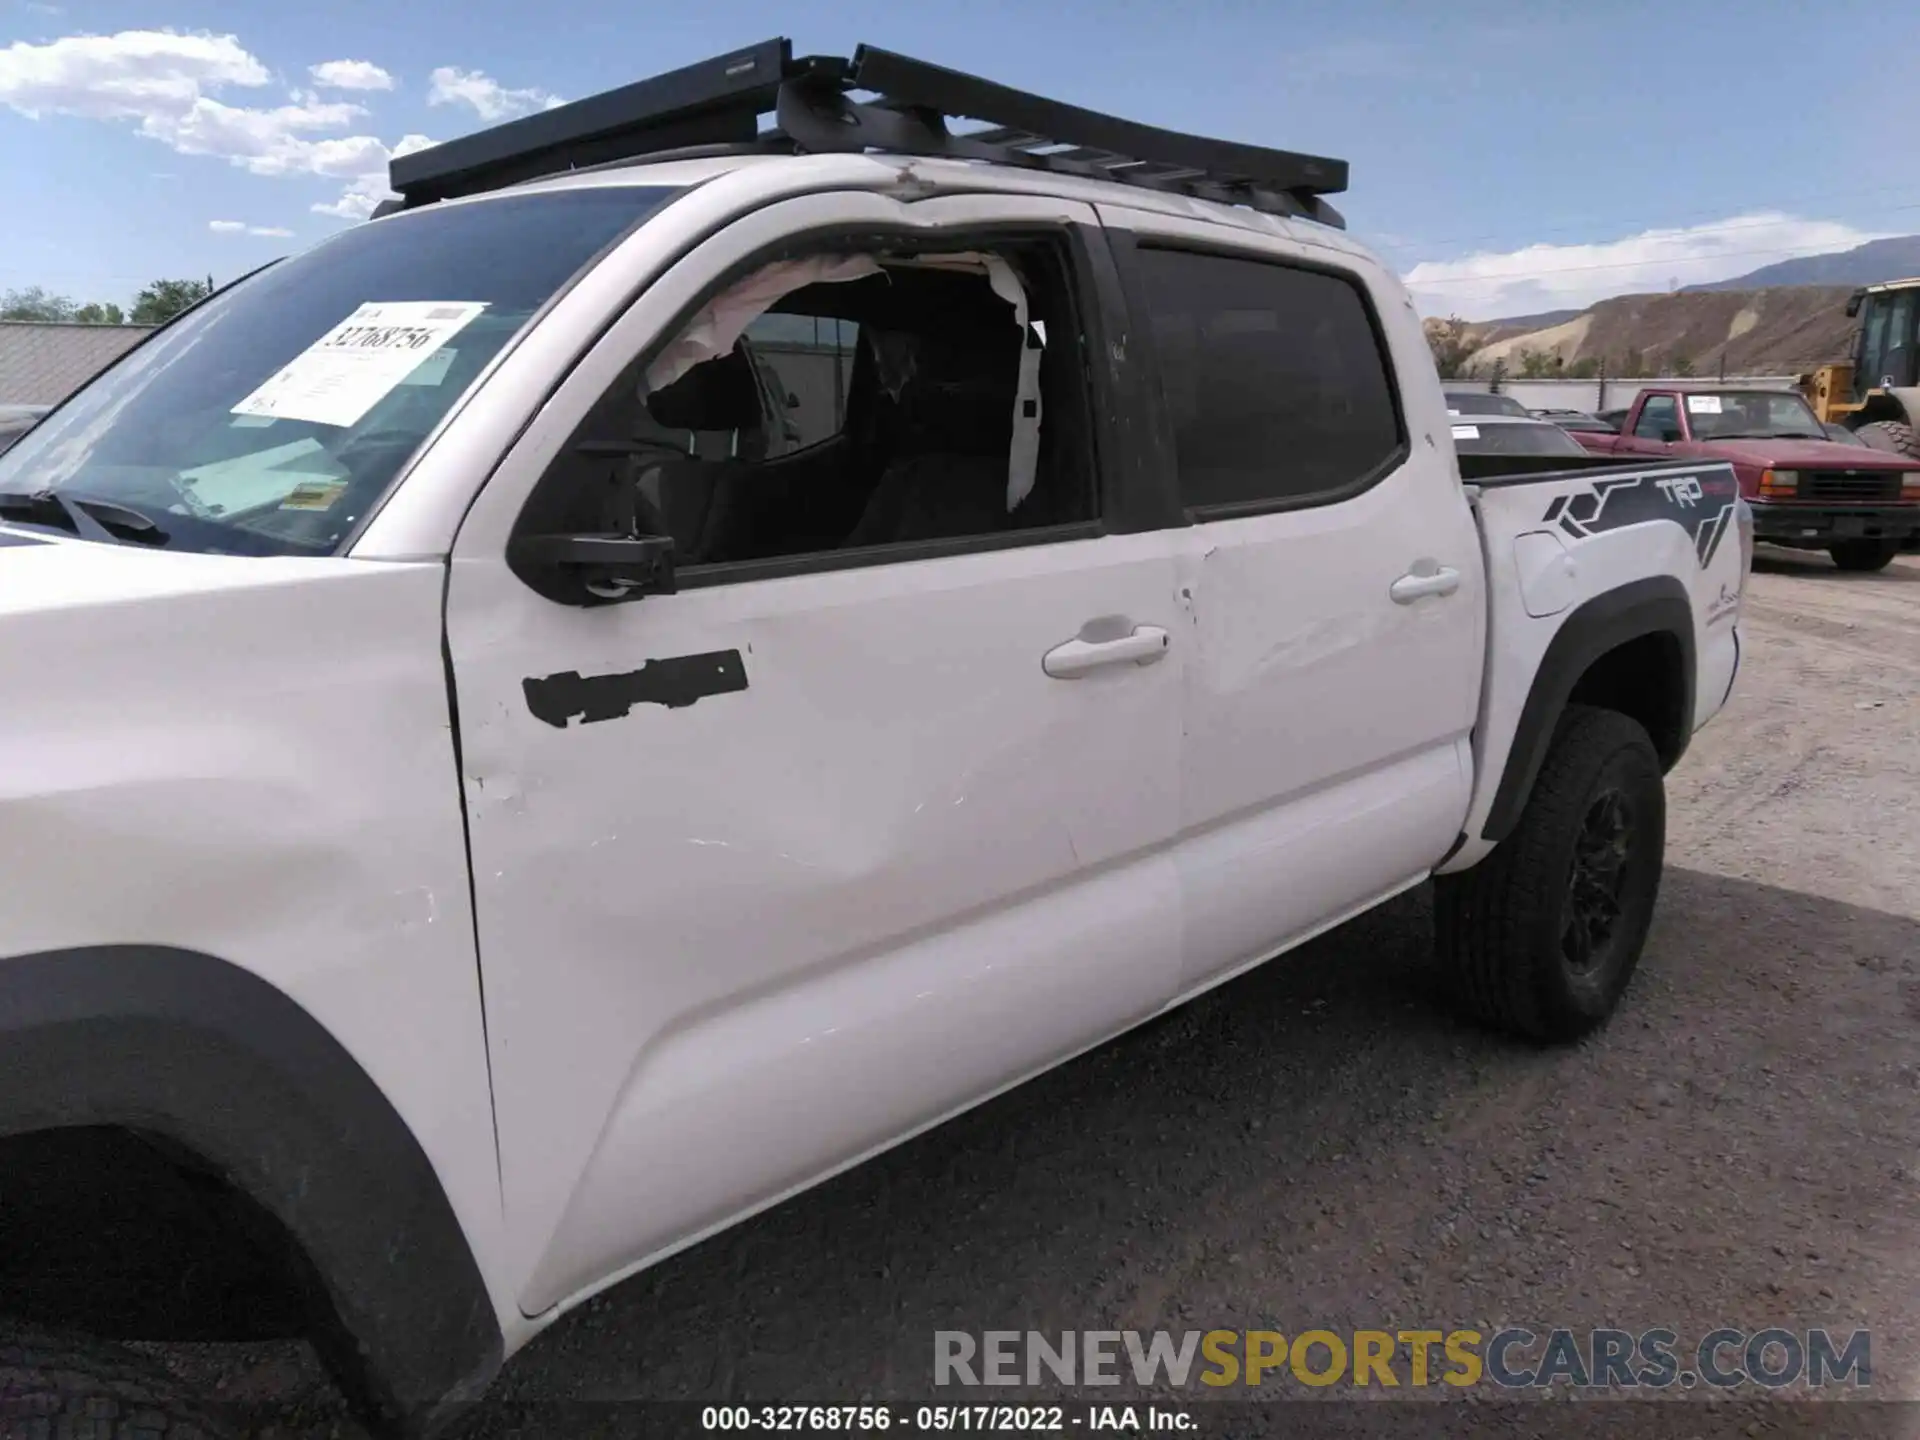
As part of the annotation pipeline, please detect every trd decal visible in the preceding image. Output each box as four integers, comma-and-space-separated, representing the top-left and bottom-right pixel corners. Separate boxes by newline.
1541, 467, 1740, 568
522, 649, 748, 728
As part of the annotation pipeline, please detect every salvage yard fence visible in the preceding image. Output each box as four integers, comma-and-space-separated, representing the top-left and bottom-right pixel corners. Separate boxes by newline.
1444, 375, 1804, 414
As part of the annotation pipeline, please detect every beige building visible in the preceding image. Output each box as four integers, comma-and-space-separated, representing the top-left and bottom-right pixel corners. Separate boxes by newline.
0, 321, 153, 407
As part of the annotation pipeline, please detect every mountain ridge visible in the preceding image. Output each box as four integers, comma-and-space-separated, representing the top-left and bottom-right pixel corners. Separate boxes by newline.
1433, 286, 1857, 377
1440, 234, 1920, 375
1469, 234, 1920, 325
1682, 234, 1920, 292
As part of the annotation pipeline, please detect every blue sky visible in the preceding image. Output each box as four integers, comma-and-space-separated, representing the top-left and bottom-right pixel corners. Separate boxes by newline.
5, 0, 1920, 319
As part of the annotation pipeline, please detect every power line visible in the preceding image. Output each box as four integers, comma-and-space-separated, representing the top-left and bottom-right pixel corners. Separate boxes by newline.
1406, 233, 1920, 290
1366, 183, 1920, 256
1402, 201, 1920, 266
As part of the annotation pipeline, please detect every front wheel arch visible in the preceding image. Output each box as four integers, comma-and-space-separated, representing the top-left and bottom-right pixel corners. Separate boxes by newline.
0, 945, 502, 1438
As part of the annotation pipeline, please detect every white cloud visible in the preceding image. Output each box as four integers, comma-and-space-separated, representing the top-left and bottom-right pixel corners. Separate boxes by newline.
1403, 213, 1894, 318
0, 28, 420, 221
308, 132, 434, 219
309, 170, 396, 221
427, 65, 561, 121
209, 219, 294, 237
0, 29, 270, 117
309, 59, 394, 92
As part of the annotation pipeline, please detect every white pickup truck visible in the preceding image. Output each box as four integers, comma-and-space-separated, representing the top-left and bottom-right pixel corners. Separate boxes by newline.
0, 43, 1749, 1438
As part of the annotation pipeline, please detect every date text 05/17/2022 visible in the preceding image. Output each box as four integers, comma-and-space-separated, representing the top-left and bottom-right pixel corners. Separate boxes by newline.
700, 1404, 1196, 1432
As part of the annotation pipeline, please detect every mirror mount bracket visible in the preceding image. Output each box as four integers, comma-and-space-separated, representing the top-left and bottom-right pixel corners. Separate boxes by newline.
508, 532, 678, 606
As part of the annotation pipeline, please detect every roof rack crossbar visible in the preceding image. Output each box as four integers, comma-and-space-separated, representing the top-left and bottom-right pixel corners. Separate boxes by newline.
386, 37, 1349, 228
389, 39, 791, 205
844, 45, 1345, 198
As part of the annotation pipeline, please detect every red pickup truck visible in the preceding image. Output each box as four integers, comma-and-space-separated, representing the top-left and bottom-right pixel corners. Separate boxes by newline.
1575, 387, 1920, 571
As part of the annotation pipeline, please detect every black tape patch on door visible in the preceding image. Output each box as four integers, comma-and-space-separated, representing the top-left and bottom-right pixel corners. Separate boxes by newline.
1540, 466, 1742, 568
522, 650, 748, 728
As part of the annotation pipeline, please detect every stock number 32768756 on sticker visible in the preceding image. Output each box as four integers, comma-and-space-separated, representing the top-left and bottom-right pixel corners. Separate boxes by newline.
701, 1405, 1072, 1432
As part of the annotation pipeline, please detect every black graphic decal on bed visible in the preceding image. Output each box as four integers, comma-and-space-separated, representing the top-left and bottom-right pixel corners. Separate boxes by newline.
1541, 467, 1740, 568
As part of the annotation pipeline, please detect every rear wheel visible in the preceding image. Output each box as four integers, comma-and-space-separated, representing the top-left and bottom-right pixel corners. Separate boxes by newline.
1829, 539, 1900, 572
1853, 420, 1919, 459
0, 1328, 234, 1439
1435, 705, 1665, 1043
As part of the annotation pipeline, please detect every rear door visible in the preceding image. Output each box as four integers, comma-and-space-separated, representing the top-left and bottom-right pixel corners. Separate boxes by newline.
441, 190, 1188, 1312
1101, 209, 1484, 993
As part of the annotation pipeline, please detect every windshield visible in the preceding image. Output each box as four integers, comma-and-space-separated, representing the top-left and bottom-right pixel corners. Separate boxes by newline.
1681, 390, 1825, 441
1451, 420, 1588, 457
1445, 392, 1530, 418
0, 185, 681, 556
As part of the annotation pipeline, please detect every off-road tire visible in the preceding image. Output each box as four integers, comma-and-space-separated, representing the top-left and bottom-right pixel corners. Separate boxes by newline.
1829, 539, 1900, 573
0, 1329, 234, 1440
1853, 419, 1919, 460
1435, 705, 1665, 1043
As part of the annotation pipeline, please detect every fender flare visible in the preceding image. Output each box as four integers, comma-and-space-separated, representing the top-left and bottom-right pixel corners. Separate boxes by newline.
1481, 576, 1696, 846
0, 945, 502, 1436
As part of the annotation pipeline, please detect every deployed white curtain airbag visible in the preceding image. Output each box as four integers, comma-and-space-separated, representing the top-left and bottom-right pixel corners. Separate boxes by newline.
646, 249, 1044, 512
894, 252, 1043, 511
645, 254, 882, 393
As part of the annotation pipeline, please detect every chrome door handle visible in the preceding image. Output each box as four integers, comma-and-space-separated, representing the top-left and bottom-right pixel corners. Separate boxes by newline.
1390, 567, 1462, 604
1043, 625, 1171, 679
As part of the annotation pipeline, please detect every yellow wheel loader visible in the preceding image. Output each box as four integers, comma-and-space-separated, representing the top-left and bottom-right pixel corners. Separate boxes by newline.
1798, 277, 1920, 458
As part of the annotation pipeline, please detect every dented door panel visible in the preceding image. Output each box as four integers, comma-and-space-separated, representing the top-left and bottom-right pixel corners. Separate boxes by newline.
437, 189, 1186, 1316
1097, 205, 1484, 994
448, 535, 1184, 1315
1167, 457, 1484, 993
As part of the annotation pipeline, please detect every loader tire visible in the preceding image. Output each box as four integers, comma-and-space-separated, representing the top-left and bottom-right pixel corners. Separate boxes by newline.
1854, 420, 1919, 460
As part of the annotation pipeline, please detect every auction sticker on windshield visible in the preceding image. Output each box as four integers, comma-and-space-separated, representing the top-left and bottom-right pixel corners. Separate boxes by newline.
1452, 425, 1480, 440
231, 302, 487, 429
1686, 394, 1723, 414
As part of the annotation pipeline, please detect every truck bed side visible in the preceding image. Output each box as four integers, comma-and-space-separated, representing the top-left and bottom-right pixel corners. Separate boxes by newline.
1440, 457, 1746, 874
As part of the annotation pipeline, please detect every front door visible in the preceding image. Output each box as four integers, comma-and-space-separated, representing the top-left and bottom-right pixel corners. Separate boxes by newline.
1622, 393, 1681, 453
442, 191, 1187, 1313
1104, 210, 1484, 992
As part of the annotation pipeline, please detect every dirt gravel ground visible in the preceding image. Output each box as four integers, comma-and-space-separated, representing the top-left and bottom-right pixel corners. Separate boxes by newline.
161, 551, 1920, 1437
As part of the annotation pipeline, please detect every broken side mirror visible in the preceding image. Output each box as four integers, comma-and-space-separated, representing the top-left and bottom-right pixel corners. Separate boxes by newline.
508, 532, 677, 606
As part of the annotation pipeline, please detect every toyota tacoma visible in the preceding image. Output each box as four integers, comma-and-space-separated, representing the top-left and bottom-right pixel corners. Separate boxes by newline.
0, 41, 1750, 1437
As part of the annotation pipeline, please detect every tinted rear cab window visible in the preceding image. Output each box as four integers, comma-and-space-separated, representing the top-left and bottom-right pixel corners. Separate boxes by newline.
1445, 392, 1530, 418
1133, 248, 1404, 514
1450, 421, 1588, 456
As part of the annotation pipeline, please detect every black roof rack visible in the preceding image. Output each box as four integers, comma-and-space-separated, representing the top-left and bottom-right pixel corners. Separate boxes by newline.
385, 39, 1348, 228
